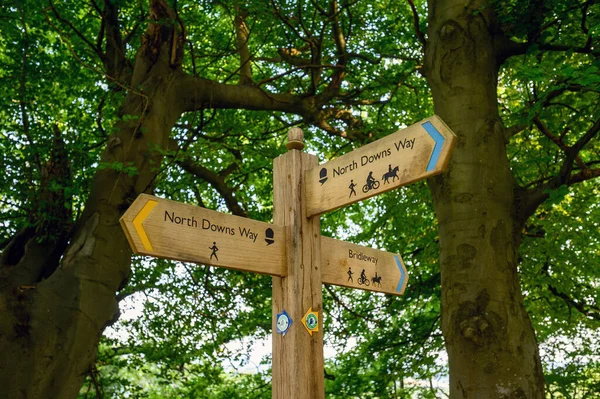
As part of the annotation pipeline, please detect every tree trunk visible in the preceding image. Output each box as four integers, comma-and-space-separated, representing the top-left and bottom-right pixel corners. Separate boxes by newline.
0, 4, 186, 396
425, 1, 545, 397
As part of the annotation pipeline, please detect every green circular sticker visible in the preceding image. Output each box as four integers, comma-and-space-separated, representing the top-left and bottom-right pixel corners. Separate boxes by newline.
306, 313, 318, 330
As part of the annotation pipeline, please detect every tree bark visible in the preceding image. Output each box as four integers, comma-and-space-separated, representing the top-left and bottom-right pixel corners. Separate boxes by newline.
0, 1, 187, 396
424, 1, 545, 397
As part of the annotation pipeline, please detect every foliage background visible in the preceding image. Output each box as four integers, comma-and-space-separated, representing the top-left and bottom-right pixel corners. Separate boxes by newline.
0, 0, 598, 397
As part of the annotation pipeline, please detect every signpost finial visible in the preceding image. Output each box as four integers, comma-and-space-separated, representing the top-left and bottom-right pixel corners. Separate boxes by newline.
286, 127, 305, 151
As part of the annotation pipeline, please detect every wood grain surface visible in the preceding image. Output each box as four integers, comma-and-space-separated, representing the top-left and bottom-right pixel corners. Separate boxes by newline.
305, 115, 456, 216
321, 236, 408, 295
120, 194, 286, 276
272, 149, 325, 399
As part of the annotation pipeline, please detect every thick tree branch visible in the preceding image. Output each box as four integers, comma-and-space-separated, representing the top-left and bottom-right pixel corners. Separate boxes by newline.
522, 161, 600, 189
533, 117, 565, 148
406, 0, 426, 51
496, 36, 599, 64
102, 0, 129, 84
47, 0, 105, 62
321, 0, 347, 102
517, 117, 600, 223
312, 106, 367, 139
176, 70, 370, 142
567, 167, 600, 185
570, 117, 600, 154
177, 156, 247, 218
548, 284, 600, 321
542, 260, 600, 321
233, 4, 253, 85
176, 73, 299, 112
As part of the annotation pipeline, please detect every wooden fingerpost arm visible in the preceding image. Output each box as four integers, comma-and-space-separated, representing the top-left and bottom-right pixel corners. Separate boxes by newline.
272, 127, 324, 399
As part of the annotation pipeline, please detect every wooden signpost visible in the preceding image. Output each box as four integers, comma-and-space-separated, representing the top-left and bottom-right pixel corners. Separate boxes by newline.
272, 131, 324, 397
120, 117, 456, 399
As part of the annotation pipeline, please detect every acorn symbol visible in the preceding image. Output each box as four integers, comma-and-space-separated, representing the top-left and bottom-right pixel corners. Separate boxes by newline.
265, 228, 275, 245
319, 168, 328, 185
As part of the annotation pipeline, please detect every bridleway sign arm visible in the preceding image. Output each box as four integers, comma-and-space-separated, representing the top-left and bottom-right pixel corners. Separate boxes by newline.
320, 236, 408, 296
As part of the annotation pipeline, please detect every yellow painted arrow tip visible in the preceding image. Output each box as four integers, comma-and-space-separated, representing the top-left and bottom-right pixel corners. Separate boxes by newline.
133, 200, 158, 251
301, 307, 319, 335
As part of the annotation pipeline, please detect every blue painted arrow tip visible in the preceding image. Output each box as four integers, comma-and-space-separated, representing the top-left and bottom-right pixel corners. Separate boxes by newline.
422, 121, 444, 172
394, 255, 406, 293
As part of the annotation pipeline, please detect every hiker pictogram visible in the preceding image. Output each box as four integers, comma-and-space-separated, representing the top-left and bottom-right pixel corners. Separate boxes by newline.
209, 242, 219, 261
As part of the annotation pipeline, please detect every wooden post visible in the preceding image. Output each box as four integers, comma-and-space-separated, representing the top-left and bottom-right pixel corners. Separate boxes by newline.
272, 128, 324, 399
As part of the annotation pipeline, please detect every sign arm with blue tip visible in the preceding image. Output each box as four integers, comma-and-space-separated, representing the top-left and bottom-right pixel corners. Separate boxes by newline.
304, 115, 456, 217
320, 236, 409, 296
394, 255, 407, 295
422, 121, 445, 172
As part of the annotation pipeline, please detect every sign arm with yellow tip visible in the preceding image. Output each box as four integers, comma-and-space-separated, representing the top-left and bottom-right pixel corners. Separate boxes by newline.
120, 194, 286, 277
132, 199, 158, 251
